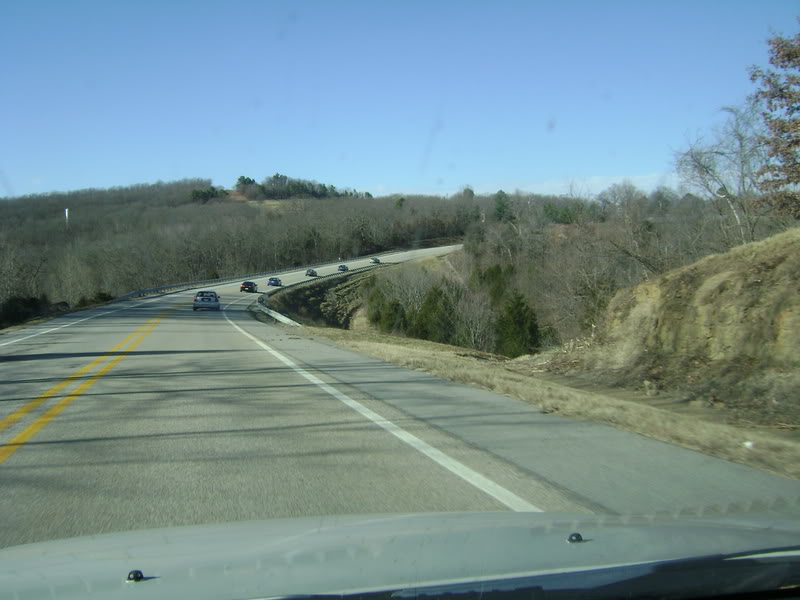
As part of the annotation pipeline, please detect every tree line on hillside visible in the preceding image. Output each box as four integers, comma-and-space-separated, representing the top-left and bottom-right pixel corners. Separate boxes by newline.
0, 180, 473, 327
365, 177, 795, 358
235, 174, 371, 200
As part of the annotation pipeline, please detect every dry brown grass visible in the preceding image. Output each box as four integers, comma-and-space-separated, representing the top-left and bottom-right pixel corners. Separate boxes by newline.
225, 190, 284, 211
306, 325, 800, 480
247, 199, 284, 210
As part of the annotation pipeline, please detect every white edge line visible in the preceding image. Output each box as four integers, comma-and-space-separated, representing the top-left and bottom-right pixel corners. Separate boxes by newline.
0, 296, 165, 348
223, 297, 541, 513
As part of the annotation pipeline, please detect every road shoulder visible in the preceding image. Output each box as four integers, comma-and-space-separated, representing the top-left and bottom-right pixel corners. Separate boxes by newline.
299, 324, 800, 481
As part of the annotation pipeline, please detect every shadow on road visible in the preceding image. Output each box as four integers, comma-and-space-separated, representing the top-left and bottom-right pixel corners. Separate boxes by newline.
0, 349, 247, 364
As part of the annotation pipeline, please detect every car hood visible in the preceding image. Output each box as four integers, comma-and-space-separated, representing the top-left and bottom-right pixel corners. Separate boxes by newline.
1, 512, 799, 600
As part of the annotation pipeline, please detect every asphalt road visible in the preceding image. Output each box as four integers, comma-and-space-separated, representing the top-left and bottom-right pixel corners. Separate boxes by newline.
1, 246, 797, 548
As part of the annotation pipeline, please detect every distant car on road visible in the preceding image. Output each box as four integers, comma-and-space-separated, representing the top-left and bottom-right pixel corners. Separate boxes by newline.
193, 290, 221, 311
370, 257, 381, 264
338, 264, 349, 272
305, 269, 318, 277
268, 277, 282, 286
240, 281, 258, 293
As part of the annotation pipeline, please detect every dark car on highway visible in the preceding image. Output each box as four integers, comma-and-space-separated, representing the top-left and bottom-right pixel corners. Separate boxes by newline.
240, 281, 258, 293
370, 257, 381, 264
338, 264, 349, 272
267, 277, 282, 286
305, 269, 317, 277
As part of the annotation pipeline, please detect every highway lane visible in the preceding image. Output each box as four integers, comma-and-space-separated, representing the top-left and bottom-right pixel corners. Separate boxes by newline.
1, 245, 798, 548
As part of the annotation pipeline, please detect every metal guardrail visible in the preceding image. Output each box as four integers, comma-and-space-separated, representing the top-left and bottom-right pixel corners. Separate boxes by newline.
254, 303, 302, 327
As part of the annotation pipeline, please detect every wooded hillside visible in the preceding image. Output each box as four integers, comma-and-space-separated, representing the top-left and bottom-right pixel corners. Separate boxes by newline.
0, 178, 477, 326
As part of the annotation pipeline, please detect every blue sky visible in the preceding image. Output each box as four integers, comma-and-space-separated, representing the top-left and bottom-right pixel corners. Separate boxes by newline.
2, 0, 798, 198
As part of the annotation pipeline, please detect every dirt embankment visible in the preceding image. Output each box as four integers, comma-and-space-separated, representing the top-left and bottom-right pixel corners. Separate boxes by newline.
540, 227, 800, 428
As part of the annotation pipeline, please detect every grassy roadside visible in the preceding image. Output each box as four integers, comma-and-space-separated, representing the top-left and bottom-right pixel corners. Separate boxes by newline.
300, 320, 800, 480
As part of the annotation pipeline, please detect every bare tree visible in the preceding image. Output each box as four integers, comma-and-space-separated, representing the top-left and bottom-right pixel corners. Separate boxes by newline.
676, 101, 772, 246
454, 289, 496, 351
378, 265, 436, 317
596, 181, 665, 280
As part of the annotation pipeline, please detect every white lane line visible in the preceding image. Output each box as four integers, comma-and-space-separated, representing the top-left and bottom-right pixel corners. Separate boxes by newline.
0, 296, 167, 348
223, 299, 541, 513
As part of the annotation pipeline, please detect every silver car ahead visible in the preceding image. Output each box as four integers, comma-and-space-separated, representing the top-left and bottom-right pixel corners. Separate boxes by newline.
193, 290, 221, 311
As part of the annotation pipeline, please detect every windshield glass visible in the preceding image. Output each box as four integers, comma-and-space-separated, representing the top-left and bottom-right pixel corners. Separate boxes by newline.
1, 1, 798, 598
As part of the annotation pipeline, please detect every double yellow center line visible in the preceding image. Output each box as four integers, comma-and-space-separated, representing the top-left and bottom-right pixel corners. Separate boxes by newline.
0, 312, 168, 464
